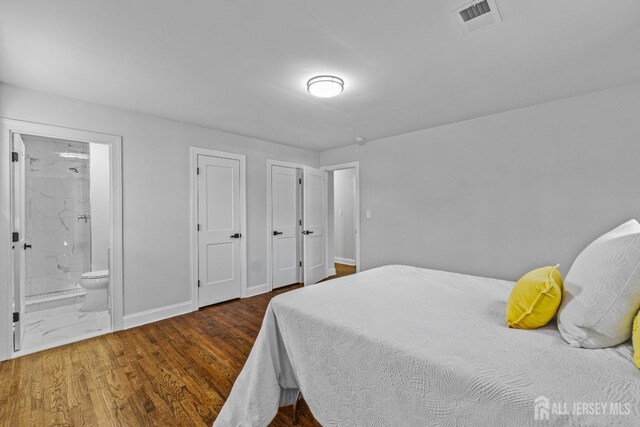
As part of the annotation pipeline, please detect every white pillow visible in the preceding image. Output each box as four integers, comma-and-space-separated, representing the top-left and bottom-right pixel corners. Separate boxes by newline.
558, 219, 640, 348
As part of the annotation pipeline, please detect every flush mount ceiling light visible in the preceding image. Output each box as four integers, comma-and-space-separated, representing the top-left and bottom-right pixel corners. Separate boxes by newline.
307, 75, 344, 98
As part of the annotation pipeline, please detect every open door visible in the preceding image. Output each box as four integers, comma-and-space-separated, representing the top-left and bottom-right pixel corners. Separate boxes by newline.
11, 132, 26, 352
271, 165, 301, 288
302, 166, 327, 286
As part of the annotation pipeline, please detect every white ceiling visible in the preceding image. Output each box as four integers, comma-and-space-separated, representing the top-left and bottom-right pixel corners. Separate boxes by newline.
1, 0, 639, 151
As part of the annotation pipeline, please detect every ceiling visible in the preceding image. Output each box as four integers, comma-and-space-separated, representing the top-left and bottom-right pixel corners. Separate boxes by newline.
1, 0, 639, 151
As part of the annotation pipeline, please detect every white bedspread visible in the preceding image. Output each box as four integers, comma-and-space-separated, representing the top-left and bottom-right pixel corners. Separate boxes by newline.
214, 265, 640, 426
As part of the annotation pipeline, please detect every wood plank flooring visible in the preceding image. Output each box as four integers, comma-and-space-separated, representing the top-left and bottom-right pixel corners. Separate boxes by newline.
333, 263, 356, 278
0, 264, 356, 427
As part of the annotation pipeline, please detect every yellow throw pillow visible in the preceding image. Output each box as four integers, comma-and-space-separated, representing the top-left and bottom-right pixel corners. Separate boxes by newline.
633, 312, 640, 368
507, 265, 563, 329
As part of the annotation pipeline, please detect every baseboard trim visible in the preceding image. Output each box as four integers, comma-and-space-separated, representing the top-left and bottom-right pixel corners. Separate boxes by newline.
245, 283, 270, 298
123, 301, 193, 329
334, 257, 356, 266
327, 268, 337, 277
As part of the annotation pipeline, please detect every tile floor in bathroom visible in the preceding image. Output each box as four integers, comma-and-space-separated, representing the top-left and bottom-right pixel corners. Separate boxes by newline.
22, 303, 110, 350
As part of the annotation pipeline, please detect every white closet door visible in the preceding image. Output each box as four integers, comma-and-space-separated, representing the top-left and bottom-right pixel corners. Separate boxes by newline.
272, 166, 300, 289
12, 132, 26, 351
303, 166, 327, 286
197, 155, 242, 307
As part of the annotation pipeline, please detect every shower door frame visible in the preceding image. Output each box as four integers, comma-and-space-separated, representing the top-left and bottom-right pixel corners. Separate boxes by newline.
0, 119, 124, 360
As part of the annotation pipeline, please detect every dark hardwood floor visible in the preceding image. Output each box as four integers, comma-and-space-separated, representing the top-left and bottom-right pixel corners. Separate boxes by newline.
0, 264, 356, 427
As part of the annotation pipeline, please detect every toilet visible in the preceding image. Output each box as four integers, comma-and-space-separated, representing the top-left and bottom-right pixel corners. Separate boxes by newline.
79, 270, 109, 312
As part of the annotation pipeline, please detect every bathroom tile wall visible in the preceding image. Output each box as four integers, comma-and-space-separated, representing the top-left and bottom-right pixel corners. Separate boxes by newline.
23, 136, 91, 297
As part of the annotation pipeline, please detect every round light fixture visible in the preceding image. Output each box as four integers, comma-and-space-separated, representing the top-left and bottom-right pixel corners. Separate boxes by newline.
307, 75, 344, 98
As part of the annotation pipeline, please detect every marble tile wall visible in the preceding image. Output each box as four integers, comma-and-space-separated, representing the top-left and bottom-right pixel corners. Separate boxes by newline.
23, 136, 91, 297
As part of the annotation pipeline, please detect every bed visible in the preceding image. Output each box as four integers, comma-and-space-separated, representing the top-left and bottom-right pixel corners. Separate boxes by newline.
214, 265, 640, 426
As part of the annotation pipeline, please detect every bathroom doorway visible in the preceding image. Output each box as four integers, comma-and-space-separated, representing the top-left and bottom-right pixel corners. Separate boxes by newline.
1, 119, 123, 359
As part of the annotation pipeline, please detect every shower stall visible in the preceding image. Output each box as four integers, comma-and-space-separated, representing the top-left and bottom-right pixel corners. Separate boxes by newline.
22, 135, 91, 311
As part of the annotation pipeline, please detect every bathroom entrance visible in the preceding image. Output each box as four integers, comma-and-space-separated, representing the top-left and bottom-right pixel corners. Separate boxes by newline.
1, 119, 123, 359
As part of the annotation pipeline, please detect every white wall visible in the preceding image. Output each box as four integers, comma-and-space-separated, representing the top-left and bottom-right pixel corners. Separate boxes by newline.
0, 83, 319, 317
89, 142, 110, 271
333, 169, 355, 263
320, 82, 640, 281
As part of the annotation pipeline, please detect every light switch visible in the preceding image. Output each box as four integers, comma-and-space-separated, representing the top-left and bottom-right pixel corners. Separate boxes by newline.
366, 210, 372, 219
338, 209, 343, 216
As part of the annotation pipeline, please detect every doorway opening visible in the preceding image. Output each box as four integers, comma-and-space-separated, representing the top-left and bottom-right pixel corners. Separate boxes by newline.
328, 168, 357, 278
1, 119, 123, 360
16, 134, 111, 351
323, 162, 360, 280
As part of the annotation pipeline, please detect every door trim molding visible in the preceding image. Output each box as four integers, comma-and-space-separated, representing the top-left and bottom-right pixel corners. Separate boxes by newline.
0, 118, 124, 361
190, 147, 247, 311
320, 161, 361, 274
266, 159, 306, 292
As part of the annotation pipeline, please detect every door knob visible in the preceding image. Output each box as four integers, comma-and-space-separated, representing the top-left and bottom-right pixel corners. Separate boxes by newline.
230, 233, 241, 239
302, 230, 314, 235
273, 231, 283, 236
23, 243, 32, 250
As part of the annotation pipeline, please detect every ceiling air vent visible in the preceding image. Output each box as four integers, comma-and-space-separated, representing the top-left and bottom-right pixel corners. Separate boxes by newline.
452, 0, 502, 36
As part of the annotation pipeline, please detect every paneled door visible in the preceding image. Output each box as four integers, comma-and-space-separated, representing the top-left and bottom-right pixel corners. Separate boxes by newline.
11, 132, 26, 351
302, 166, 327, 286
197, 155, 242, 307
271, 165, 301, 288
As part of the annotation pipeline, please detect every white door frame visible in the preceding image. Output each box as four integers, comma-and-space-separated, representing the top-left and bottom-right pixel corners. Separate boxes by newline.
321, 161, 361, 274
190, 147, 247, 310
266, 159, 306, 292
0, 118, 124, 361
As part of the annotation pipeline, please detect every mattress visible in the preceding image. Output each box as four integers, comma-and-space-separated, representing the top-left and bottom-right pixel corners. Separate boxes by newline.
214, 265, 640, 426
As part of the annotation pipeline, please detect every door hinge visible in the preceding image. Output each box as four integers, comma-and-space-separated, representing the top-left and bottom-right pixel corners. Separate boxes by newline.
197, 167, 200, 175
11, 152, 18, 162
12, 232, 19, 243
299, 220, 302, 226
299, 178, 302, 184
299, 261, 302, 267
13, 312, 19, 322
197, 280, 201, 288
197, 224, 200, 231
